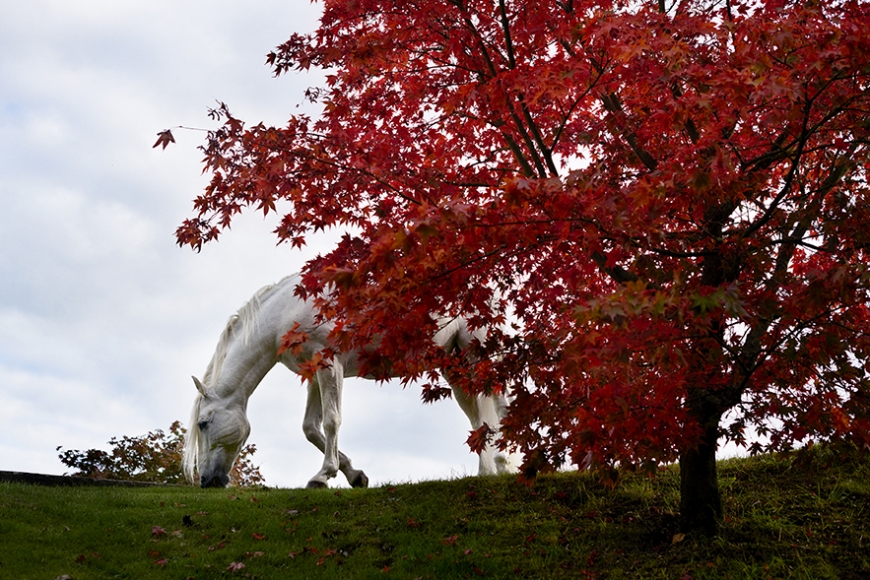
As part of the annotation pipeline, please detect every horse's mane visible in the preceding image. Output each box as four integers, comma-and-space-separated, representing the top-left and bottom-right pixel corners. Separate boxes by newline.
183, 393, 203, 484
201, 278, 291, 386
184, 276, 294, 483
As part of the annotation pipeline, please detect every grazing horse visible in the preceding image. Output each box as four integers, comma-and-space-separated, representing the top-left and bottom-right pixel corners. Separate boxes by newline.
183, 274, 513, 488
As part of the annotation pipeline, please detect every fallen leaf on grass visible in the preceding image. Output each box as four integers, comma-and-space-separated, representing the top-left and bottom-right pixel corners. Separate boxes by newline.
152, 526, 168, 538
587, 551, 599, 567
227, 561, 245, 572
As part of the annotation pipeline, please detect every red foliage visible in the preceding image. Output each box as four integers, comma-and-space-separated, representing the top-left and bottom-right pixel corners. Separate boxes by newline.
172, 0, 870, 531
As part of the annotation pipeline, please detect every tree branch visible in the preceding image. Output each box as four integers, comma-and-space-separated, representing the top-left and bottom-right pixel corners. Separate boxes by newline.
498, 0, 516, 69
590, 250, 641, 285
601, 92, 659, 171
519, 99, 560, 176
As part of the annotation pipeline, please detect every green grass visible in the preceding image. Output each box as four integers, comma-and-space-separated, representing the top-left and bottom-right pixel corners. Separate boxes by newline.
2, 446, 869, 579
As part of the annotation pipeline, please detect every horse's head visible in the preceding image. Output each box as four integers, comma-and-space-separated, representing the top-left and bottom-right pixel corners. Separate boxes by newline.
185, 376, 251, 488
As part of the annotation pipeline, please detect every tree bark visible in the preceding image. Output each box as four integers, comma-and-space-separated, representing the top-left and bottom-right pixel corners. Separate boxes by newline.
679, 399, 724, 535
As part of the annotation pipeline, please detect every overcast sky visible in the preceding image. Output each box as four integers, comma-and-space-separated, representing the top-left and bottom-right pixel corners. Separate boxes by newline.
0, 0, 486, 488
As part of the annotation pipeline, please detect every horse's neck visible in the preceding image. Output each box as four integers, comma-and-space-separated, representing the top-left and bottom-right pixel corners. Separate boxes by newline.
210, 295, 287, 402
211, 338, 277, 404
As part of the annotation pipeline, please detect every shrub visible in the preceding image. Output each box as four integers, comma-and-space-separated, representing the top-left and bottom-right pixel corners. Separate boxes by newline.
57, 421, 264, 486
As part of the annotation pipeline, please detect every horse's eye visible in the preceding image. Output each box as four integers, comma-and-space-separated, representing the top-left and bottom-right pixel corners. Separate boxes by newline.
198, 420, 209, 431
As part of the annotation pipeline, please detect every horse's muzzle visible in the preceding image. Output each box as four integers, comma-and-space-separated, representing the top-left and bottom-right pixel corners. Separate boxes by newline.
200, 472, 230, 488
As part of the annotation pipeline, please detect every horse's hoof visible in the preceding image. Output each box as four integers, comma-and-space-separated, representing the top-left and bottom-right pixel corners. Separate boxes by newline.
350, 472, 369, 488
306, 480, 328, 489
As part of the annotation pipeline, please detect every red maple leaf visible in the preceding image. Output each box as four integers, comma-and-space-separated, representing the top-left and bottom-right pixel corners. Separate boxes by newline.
152, 129, 175, 150
420, 383, 452, 404
277, 322, 309, 356
442, 535, 459, 546
151, 526, 167, 538
466, 423, 494, 455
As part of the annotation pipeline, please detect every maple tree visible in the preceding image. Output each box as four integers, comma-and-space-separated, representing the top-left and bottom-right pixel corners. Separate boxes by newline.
172, 0, 870, 534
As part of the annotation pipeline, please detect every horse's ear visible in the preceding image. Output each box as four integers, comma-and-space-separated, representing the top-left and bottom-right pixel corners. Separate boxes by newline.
192, 376, 206, 396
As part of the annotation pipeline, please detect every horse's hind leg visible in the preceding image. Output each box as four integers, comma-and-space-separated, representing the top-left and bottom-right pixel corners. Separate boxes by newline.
492, 393, 520, 474
450, 384, 499, 475
302, 371, 368, 488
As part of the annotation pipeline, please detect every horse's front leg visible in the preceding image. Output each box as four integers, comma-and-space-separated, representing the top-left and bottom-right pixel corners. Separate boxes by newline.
301, 368, 368, 488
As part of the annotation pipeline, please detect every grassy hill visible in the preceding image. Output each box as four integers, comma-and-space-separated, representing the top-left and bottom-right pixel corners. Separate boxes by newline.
2, 446, 868, 579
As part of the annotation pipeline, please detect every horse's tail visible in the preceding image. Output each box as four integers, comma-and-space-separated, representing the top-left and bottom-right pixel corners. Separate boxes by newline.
182, 394, 202, 484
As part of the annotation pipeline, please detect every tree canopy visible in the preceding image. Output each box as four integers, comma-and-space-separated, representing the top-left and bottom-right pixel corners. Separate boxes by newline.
173, 0, 870, 533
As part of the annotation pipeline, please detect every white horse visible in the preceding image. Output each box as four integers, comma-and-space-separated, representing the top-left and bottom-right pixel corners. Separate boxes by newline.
183, 274, 514, 488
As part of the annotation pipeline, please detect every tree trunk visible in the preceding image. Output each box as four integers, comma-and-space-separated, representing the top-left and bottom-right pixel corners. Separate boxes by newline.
679, 400, 723, 536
